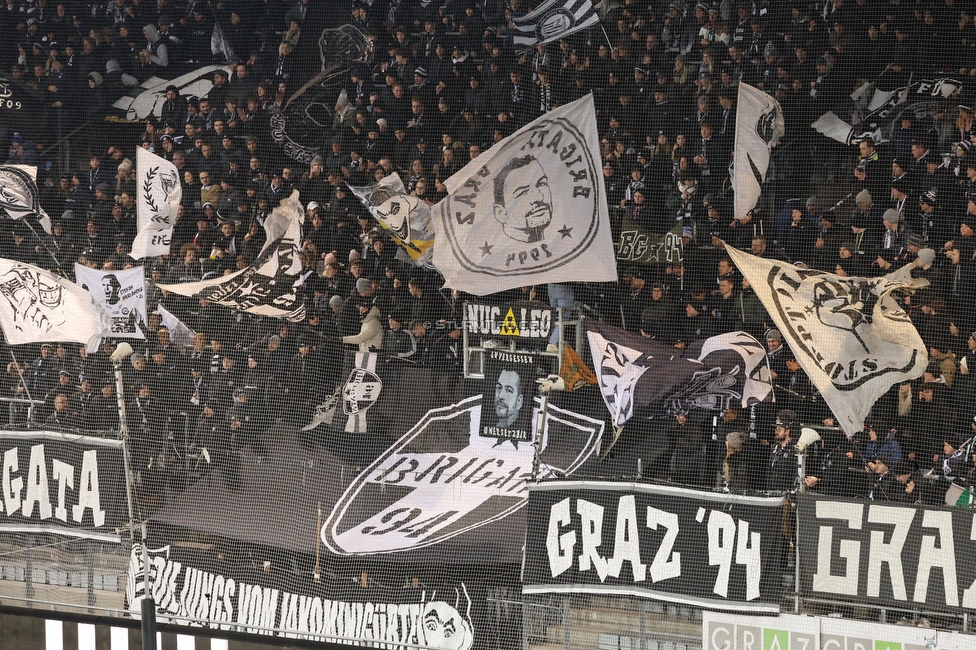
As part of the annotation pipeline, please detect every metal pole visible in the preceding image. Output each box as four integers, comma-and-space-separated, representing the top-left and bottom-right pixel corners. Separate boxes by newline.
114, 358, 156, 650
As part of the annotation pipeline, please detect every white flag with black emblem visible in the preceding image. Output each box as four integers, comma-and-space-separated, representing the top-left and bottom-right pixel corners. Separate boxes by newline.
431, 94, 616, 294
511, 0, 601, 47
347, 173, 435, 265
131, 147, 181, 259
156, 190, 306, 321
725, 244, 929, 433
74, 265, 148, 339
732, 83, 785, 221
0, 259, 107, 351
0, 165, 52, 234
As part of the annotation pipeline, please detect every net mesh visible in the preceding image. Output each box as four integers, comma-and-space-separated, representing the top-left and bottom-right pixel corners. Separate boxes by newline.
0, 0, 975, 648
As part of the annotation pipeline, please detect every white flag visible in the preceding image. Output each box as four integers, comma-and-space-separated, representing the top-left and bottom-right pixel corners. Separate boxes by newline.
74, 264, 148, 339
347, 173, 435, 266
157, 303, 196, 349
156, 190, 306, 321
0, 165, 52, 234
511, 0, 601, 47
724, 245, 929, 433
431, 94, 616, 294
0, 259, 107, 351
732, 83, 785, 221
132, 147, 181, 260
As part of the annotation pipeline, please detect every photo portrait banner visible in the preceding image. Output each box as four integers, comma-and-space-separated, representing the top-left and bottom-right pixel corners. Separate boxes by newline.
75, 264, 148, 339
523, 481, 786, 612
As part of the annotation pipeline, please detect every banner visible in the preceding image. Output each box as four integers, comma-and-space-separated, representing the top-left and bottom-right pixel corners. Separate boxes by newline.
126, 544, 480, 649
796, 494, 976, 613
432, 94, 616, 294
523, 482, 785, 612
75, 265, 147, 339
0, 164, 52, 235
157, 190, 306, 321
132, 147, 181, 259
0, 431, 126, 542
732, 83, 785, 221
724, 245, 928, 433
585, 321, 773, 427
812, 77, 963, 145
511, 0, 601, 47
464, 301, 553, 348
347, 173, 435, 266
616, 221, 684, 267
0, 258, 107, 351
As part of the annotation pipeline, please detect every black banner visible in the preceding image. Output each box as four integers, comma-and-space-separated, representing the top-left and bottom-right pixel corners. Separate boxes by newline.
126, 542, 512, 649
523, 482, 785, 612
0, 431, 126, 542
796, 494, 976, 613
464, 302, 555, 347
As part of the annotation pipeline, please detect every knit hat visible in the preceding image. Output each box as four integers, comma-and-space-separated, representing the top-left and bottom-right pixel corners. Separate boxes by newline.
906, 233, 926, 248
917, 248, 936, 265
726, 431, 747, 451
805, 195, 819, 207
765, 328, 782, 343
328, 295, 344, 309
855, 188, 872, 205
355, 278, 372, 294
882, 208, 900, 224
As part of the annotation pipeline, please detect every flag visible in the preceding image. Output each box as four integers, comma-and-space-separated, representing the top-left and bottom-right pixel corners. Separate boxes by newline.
616, 221, 684, 267
732, 83, 785, 221
724, 244, 929, 433
558, 344, 597, 391
812, 76, 961, 145
74, 264, 148, 339
0, 259, 107, 351
156, 190, 306, 321
511, 0, 601, 47
157, 303, 197, 349
131, 147, 181, 259
431, 94, 616, 294
347, 173, 435, 266
585, 321, 773, 428
0, 165, 52, 234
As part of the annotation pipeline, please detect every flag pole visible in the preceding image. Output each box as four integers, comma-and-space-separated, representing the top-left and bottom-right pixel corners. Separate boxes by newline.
600, 25, 613, 50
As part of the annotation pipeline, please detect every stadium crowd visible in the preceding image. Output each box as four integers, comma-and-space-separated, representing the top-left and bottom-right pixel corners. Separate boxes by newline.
3, 0, 976, 503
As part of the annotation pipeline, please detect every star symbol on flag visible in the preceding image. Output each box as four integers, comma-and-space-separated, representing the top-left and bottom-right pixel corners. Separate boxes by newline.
558, 225, 573, 238
479, 241, 493, 256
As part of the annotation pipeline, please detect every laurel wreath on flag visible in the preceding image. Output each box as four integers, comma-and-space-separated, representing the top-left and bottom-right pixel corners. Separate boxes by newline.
142, 166, 161, 214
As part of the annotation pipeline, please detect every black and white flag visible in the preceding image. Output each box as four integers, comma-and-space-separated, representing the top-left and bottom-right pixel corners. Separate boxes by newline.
585, 321, 773, 428
132, 147, 181, 259
725, 245, 928, 432
157, 190, 306, 321
75, 265, 147, 339
0, 164, 52, 235
431, 94, 616, 294
0, 259, 107, 351
812, 77, 962, 145
347, 174, 435, 266
511, 0, 601, 48
733, 83, 784, 221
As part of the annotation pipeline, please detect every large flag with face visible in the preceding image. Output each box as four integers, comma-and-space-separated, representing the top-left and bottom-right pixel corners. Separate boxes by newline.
0, 259, 107, 351
74, 264, 147, 339
511, 0, 601, 47
131, 147, 182, 259
0, 165, 52, 235
431, 94, 616, 294
156, 190, 306, 321
585, 321, 773, 428
732, 83, 785, 221
347, 173, 435, 266
724, 245, 929, 433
